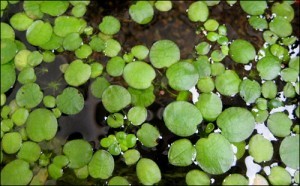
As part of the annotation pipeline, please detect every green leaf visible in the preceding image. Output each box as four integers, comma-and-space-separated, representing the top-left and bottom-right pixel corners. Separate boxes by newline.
63, 32, 82, 51
102, 85, 131, 113
272, 2, 294, 22
223, 174, 249, 185
25, 108, 58, 142
9, 12, 33, 31
1, 22, 15, 40
129, 1, 154, 24
123, 149, 140, 165
229, 39, 256, 64
195, 93, 222, 122
99, 16, 120, 35
149, 40, 180, 69
88, 150, 114, 179
137, 123, 160, 147
64, 60, 91, 86
166, 61, 199, 91
128, 85, 155, 107
17, 141, 41, 163
1, 62, 16, 93
136, 158, 161, 185
240, 1, 267, 15
267, 112, 292, 137
1, 39, 18, 64
195, 133, 234, 175
128, 106, 147, 126
63, 139, 93, 169
217, 107, 255, 142
26, 20, 53, 46
108, 176, 130, 186
0, 159, 33, 185
106, 56, 125, 77
56, 87, 84, 115
268, 166, 291, 185
249, 134, 273, 163
90, 77, 110, 99
185, 170, 210, 185
163, 101, 203, 137
2, 132, 22, 154
16, 83, 43, 109
269, 17, 292, 38
54, 16, 86, 37
40, 1, 69, 16
215, 70, 241, 96
168, 139, 196, 166
187, 1, 209, 22
239, 79, 261, 104
279, 134, 299, 169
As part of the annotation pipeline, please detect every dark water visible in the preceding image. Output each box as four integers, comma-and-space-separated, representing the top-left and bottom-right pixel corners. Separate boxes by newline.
2, 1, 300, 185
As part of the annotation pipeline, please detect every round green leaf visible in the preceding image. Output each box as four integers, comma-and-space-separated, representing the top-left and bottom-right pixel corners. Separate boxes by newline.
88, 150, 114, 179
17, 67, 36, 84
56, 87, 84, 115
103, 39, 121, 57
102, 85, 131, 113
149, 40, 180, 69
128, 85, 155, 107
195, 93, 222, 122
262, 80, 277, 99
240, 1, 267, 15
229, 39, 256, 64
123, 149, 140, 165
16, 83, 43, 109
281, 68, 298, 82
168, 139, 196, 166
248, 16, 268, 30
267, 112, 292, 137
137, 123, 160, 148
166, 62, 199, 91
90, 77, 110, 98
9, 12, 33, 31
0, 159, 33, 185
269, 17, 292, 38
187, 1, 209, 22
185, 170, 210, 185
63, 32, 82, 51
99, 16, 120, 35
197, 77, 215, 93
108, 176, 129, 186
289, 56, 299, 71
25, 108, 58, 142
63, 139, 93, 169
128, 106, 147, 126
215, 70, 241, 96
249, 134, 273, 163
1, 22, 15, 40
280, 134, 299, 169
107, 113, 124, 128
223, 174, 249, 185
272, 2, 294, 22
2, 132, 22, 154
163, 101, 202, 137
136, 158, 161, 185
129, 1, 154, 24
239, 79, 261, 104
11, 107, 29, 126
26, 20, 53, 46
1, 62, 16, 93
268, 166, 291, 185
123, 61, 155, 89
106, 56, 125, 77
71, 3, 87, 18
217, 107, 255, 142
64, 60, 91, 86
40, 1, 69, 16
195, 133, 234, 175
131, 45, 149, 60
54, 16, 86, 37
1, 39, 18, 64
17, 141, 41, 163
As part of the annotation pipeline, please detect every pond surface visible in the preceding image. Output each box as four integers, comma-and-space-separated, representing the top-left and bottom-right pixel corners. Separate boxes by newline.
1, 1, 299, 185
